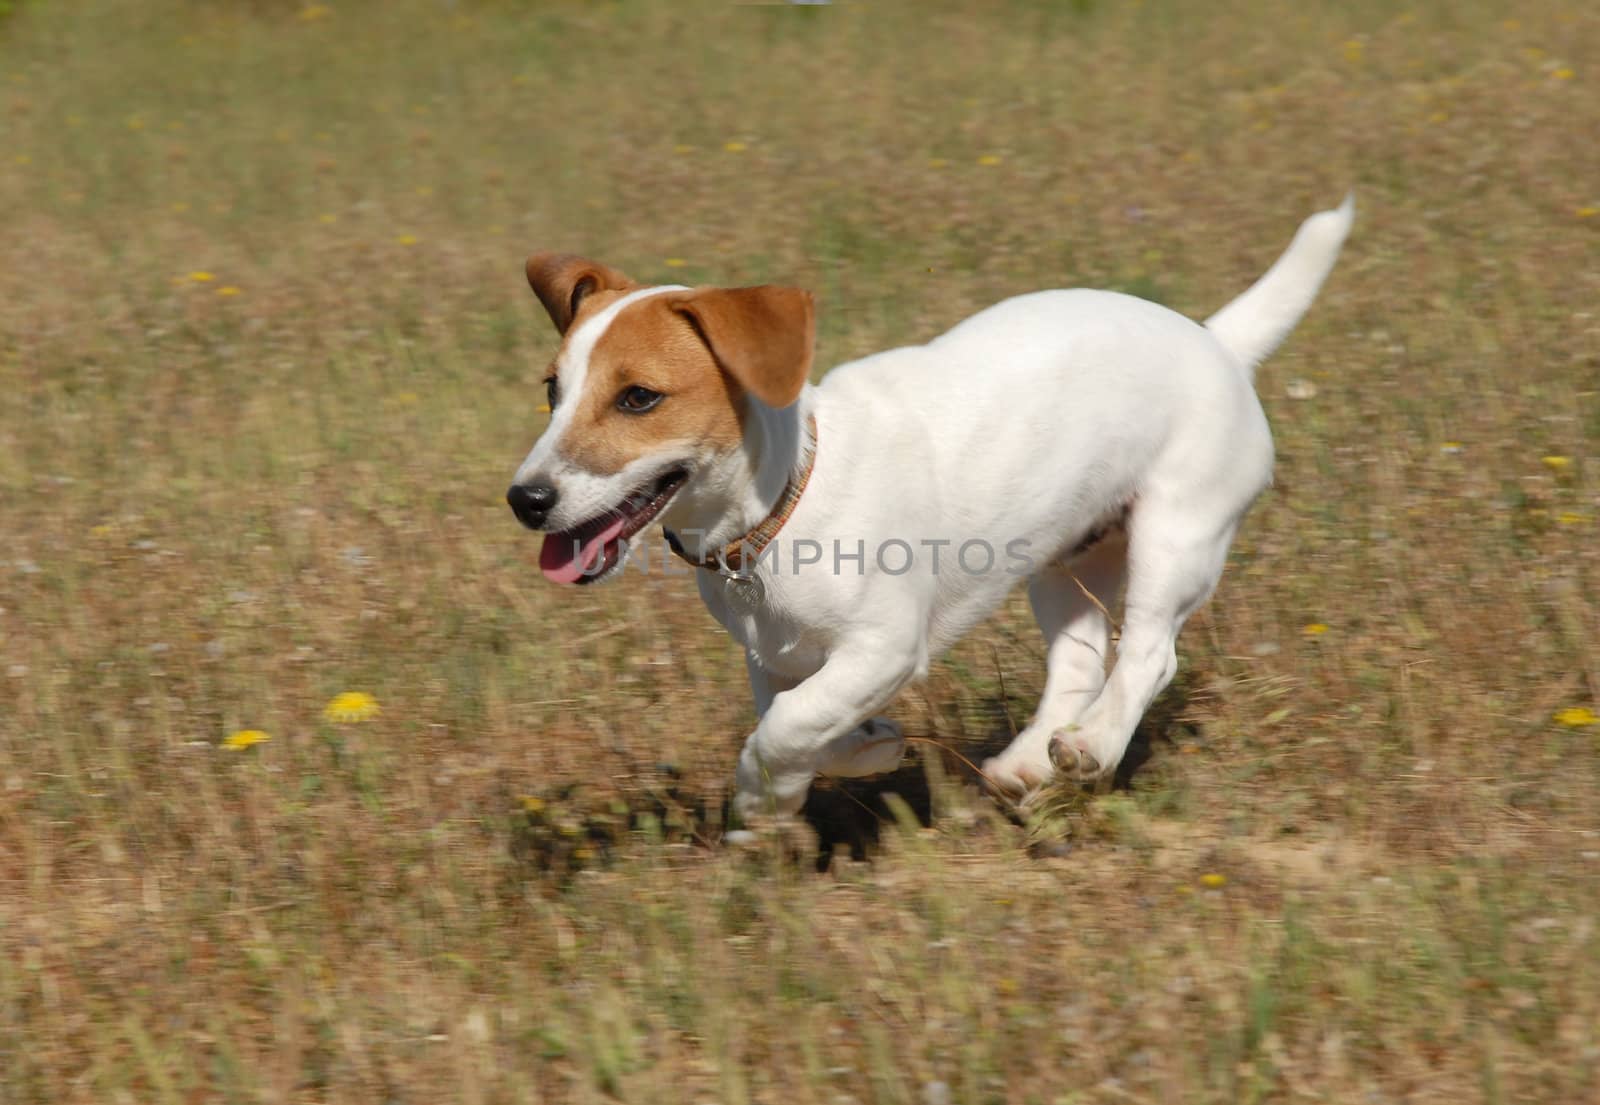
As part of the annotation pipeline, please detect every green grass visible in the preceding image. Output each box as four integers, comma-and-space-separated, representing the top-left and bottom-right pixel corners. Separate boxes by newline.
2, 0, 1599, 1101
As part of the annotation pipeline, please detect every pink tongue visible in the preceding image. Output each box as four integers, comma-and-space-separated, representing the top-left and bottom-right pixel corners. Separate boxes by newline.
539, 515, 631, 584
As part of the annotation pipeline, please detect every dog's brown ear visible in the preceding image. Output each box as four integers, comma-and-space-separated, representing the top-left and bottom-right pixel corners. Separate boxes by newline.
667, 285, 815, 409
525, 253, 638, 334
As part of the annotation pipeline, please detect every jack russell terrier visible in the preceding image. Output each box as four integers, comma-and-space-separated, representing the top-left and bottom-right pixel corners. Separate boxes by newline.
507, 195, 1353, 823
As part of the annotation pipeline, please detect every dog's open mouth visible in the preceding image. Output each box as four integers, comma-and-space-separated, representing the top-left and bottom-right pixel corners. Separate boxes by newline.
538, 469, 688, 585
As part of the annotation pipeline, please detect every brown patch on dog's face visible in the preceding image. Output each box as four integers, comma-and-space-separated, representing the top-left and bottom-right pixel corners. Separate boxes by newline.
554, 295, 746, 477
665, 285, 815, 409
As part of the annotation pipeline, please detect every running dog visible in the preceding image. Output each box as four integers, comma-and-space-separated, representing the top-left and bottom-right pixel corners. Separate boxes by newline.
507, 196, 1353, 821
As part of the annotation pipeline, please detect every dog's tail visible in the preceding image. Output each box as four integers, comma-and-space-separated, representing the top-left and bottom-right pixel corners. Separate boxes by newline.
1204, 192, 1354, 381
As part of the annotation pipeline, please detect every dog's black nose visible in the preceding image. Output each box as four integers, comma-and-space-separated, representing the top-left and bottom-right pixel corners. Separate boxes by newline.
507, 481, 559, 529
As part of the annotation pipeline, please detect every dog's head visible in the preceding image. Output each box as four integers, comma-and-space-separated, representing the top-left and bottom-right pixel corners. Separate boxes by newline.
507, 253, 815, 584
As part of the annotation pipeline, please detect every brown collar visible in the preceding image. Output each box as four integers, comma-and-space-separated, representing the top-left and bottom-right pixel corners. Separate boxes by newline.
665, 414, 818, 575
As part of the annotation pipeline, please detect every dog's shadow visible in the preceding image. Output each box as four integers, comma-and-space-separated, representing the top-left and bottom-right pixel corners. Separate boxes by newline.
800, 670, 1197, 869
800, 763, 934, 871
507, 675, 1200, 880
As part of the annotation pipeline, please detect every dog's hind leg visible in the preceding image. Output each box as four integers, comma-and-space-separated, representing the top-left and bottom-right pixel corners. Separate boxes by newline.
1047, 505, 1237, 782
981, 535, 1126, 794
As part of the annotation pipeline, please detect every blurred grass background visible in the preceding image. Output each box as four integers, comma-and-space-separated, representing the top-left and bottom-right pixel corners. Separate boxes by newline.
2, 0, 1598, 1101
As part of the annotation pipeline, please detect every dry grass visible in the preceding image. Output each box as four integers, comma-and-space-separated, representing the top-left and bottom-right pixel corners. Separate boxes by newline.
2, 0, 1599, 1101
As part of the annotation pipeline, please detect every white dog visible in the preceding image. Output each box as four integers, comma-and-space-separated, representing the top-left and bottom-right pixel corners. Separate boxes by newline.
508, 196, 1352, 822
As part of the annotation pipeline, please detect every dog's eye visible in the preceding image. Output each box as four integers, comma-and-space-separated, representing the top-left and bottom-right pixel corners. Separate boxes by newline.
544, 377, 558, 410
617, 385, 663, 414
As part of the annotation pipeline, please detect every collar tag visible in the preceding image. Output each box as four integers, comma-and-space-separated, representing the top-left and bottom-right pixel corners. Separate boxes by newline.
722, 567, 765, 608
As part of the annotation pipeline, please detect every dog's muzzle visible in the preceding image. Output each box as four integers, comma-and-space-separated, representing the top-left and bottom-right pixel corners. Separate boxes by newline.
506, 480, 559, 530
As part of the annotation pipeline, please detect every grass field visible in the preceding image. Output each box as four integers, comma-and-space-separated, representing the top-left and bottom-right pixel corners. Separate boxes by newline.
3, 0, 1599, 1101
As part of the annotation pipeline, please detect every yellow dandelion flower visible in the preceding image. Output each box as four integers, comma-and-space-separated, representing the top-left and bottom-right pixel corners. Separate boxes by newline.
323, 691, 380, 723
187, 271, 216, 283
396, 234, 418, 246
1343, 39, 1364, 64
90, 524, 114, 538
171, 202, 190, 213
217, 286, 241, 297
1553, 707, 1598, 728
1200, 873, 1227, 888
126, 116, 146, 131
393, 391, 419, 405
1577, 207, 1598, 219
224, 729, 271, 750
519, 796, 545, 814
1441, 441, 1464, 455
1552, 68, 1575, 81
977, 154, 1003, 166
1303, 622, 1330, 636
722, 140, 747, 153
297, 4, 333, 22
663, 257, 687, 268
672, 143, 693, 154
1557, 511, 1587, 526
318, 213, 337, 224
1542, 455, 1572, 471
14, 154, 31, 166
928, 157, 949, 169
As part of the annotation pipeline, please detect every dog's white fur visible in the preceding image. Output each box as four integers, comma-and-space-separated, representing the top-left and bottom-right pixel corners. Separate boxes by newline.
515, 196, 1353, 821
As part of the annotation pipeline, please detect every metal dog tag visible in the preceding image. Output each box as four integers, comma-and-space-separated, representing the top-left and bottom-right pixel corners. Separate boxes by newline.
722, 569, 765, 609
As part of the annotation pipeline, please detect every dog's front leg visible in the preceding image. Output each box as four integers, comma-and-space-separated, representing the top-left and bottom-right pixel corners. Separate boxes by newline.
744, 651, 798, 718
733, 640, 919, 822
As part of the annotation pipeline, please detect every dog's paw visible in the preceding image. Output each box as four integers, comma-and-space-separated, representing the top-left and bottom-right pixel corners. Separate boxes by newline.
819, 718, 905, 778
733, 747, 813, 822
1047, 730, 1109, 781
732, 781, 810, 823
979, 753, 1053, 798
